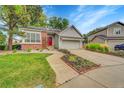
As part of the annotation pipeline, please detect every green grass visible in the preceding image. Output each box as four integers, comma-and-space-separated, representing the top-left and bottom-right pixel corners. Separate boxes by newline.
0, 53, 56, 88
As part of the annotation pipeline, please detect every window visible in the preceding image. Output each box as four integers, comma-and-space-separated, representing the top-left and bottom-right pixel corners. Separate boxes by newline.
113, 28, 121, 35
25, 32, 41, 43
25, 33, 30, 42
31, 33, 35, 42
36, 33, 40, 42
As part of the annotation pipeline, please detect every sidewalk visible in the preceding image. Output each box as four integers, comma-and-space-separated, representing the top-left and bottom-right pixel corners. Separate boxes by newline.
47, 51, 78, 86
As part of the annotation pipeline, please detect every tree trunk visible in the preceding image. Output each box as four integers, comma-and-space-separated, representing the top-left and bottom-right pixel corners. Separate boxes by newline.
8, 35, 13, 50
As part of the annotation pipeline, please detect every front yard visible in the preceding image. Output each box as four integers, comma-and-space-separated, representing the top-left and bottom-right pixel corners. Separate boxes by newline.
0, 53, 56, 88
59, 49, 100, 74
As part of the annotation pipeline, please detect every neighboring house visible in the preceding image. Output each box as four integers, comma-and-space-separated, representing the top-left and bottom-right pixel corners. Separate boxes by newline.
88, 21, 124, 50
19, 25, 83, 50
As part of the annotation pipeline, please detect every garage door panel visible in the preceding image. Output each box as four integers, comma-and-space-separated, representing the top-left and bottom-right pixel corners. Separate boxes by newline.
61, 40, 80, 49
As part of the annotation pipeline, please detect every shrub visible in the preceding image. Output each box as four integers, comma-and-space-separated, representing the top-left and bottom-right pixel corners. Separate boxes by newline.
13, 49, 17, 53
68, 55, 77, 62
85, 43, 109, 53
58, 49, 70, 54
0, 44, 21, 50
27, 48, 32, 52
12, 44, 21, 50
4, 46, 8, 51
0, 45, 5, 50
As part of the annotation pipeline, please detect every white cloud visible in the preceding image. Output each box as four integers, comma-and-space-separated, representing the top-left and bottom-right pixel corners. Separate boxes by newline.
73, 13, 84, 22
75, 6, 122, 34
69, 5, 86, 20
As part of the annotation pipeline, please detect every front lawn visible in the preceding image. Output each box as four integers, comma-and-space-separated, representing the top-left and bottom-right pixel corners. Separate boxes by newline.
0, 53, 56, 88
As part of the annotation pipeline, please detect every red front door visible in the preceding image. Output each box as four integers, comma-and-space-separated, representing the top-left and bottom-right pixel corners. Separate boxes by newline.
48, 37, 52, 46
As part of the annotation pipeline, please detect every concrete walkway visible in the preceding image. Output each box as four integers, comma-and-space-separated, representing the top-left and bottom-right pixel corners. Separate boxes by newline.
60, 49, 124, 88
47, 51, 78, 86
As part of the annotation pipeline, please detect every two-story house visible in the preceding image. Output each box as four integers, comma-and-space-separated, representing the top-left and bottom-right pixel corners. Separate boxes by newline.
88, 21, 124, 50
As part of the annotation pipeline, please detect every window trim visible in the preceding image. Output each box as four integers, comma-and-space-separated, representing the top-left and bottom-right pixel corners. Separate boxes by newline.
113, 27, 121, 35
23, 31, 42, 44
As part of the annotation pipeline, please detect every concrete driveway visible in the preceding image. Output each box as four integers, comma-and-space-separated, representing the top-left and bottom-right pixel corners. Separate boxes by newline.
59, 49, 124, 88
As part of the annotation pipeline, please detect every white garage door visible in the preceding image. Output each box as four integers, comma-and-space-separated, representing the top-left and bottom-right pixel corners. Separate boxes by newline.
61, 40, 80, 49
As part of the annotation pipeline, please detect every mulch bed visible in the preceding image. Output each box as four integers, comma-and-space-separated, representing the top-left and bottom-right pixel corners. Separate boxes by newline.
61, 55, 101, 74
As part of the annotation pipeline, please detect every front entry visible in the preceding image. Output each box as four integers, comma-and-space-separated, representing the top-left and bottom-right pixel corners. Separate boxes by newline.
48, 37, 52, 46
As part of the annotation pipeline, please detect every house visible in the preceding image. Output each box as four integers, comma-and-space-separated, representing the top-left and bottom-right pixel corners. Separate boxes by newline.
20, 25, 83, 50
88, 21, 124, 50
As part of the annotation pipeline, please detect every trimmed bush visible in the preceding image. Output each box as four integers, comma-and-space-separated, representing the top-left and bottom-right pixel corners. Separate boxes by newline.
12, 44, 21, 50
0, 44, 21, 50
85, 43, 109, 53
0, 45, 6, 50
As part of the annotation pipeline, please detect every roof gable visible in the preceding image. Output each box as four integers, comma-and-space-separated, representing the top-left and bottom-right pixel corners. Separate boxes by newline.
88, 21, 124, 36
59, 25, 82, 38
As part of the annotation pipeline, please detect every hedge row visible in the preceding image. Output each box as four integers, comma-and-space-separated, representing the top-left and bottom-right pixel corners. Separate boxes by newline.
85, 43, 109, 53
0, 44, 21, 50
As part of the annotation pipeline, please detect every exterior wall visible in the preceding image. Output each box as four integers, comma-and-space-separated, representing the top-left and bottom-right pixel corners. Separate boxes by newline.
41, 31, 48, 48
54, 35, 59, 49
107, 24, 124, 37
107, 40, 124, 51
21, 31, 48, 50
92, 37, 105, 44
60, 27, 81, 38
88, 29, 107, 41
21, 44, 42, 50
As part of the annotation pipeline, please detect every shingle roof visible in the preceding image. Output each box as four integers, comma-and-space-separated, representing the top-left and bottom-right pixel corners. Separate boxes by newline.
92, 35, 124, 41
20, 26, 61, 33
89, 21, 124, 36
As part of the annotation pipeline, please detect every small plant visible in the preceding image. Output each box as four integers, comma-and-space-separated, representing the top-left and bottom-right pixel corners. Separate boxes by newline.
40, 49, 43, 52
68, 55, 77, 62
13, 49, 17, 53
36, 48, 40, 51
27, 48, 32, 52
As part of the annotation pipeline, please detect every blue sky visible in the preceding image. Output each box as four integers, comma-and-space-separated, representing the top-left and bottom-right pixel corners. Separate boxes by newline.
43, 5, 124, 34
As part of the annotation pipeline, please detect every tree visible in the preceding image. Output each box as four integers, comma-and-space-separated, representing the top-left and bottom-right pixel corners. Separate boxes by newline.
26, 5, 47, 27
0, 31, 6, 45
83, 34, 88, 44
0, 5, 46, 50
48, 16, 69, 30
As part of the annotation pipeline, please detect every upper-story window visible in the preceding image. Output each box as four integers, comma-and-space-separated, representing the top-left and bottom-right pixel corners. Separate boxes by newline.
113, 28, 121, 35
25, 32, 41, 43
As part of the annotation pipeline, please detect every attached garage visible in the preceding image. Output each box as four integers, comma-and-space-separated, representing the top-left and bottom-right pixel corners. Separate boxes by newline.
107, 40, 124, 50
60, 40, 81, 49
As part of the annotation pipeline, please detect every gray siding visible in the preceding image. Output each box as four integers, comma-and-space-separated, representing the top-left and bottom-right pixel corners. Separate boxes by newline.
60, 27, 81, 38
88, 29, 107, 41
92, 37, 105, 44
107, 24, 124, 37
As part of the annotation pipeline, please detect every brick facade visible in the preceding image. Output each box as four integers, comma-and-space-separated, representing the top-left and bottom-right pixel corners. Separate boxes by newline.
21, 44, 42, 50
21, 31, 48, 50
